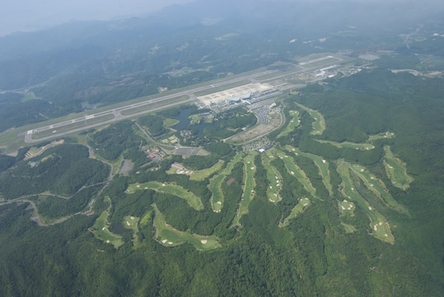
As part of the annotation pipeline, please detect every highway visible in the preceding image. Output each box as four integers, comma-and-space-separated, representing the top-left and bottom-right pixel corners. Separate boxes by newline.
24, 55, 345, 143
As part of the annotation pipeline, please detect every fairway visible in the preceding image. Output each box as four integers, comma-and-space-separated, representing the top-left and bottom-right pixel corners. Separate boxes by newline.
274, 149, 317, 199
294, 102, 325, 135
123, 215, 139, 245
383, 146, 414, 191
190, 160, 224, 181
336, 160, 394, 244
208, 153, 244, 213
286, 146, 333, 196
262, 152, 283, 202
88, 197, 123, 248
152, 204, 221, 251
140, 210, 152, 226
349, 163, 408, 215
315, 139, 375, 150
277, 110, 300, 138
368, 131, 395, 142
279, 197, 311, 227
127, 181, 203, 210
232, 152, 257, 227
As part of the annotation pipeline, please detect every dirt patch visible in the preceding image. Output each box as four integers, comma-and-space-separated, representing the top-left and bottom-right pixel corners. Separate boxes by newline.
226, 178, 235, 185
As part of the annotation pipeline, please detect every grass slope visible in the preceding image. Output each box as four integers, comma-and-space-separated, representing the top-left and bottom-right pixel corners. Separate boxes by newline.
231, 152, 257, 226
127, 181, 203, 210
152, 204, 221, 251
383, 145, 414, 191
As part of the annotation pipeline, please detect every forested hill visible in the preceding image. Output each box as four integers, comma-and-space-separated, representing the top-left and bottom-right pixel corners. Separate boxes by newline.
0, 1, 444, 296
1, 1, 443, 132
0, 66, 444, 296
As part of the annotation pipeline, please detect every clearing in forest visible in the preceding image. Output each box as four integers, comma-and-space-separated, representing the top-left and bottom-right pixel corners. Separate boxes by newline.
190, 160, 224, 181
89, 197, 124, 249
262, 152, 283, 202
140, 210, 152, 226
279, 197, 311, 227
383, 146, 413, 191
152, 204, 221, 251
127, 181, 203, 211
123, 215, 140, 245
274, 149, 318, 199
286, 145, 333, 196
277, 110, 300, 138
24, 140, 64, 160
336, 160, 394, 244
341, 222, 357, 233
315, 139, 375, 150
208, 153, 244, 213
163, 118, 179, 127
231, 152, 257, 227
339, 199, 355, 215
349, 163, 408, 215
226, 110, 282, 144
294, 102, 325, 135
367, 131, 395, 142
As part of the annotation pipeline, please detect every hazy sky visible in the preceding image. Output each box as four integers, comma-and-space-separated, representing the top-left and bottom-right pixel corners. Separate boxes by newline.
2, 0, 444, 36
0, 0, 195, 36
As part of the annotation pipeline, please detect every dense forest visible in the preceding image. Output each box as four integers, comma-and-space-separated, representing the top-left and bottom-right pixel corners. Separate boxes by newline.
0, 62, 443, 295
1, 1, 444, 296
0, 0, 441, 133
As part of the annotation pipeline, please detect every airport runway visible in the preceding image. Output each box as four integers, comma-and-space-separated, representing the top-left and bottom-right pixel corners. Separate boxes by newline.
24, 55, 344, 143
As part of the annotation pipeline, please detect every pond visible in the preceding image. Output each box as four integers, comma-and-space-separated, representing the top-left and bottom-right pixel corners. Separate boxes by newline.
173, 107, 218, 135
111, 223, 132, 235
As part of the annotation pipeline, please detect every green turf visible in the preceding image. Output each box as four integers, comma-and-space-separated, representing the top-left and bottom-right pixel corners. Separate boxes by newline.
286, 145, 333, 196
152, 204, 221, 251
339, 199, 356, 216
367, 131, 395, 142
163, 118, 180, 127
123, 215, 140, 246
349, 163, 409, 215
274, 149, 317, 199
208, 153, 244, 213
294, 102, 325, 135
88, 197, 124, 249
314, 139, 375, 150
383, 146, 414, 191
277, 110, 300, 138
262, 152, 283, 202
190, 160, 224, 181
232, 152, 257, 227
336, 160, 394, 244
140, 210, 152, 226
279, 197, 311, 227
341, 222, 357, 233
127, 181, 203, 210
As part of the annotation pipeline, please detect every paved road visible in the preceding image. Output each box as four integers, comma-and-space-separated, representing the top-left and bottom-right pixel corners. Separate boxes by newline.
24, 55, 344, 143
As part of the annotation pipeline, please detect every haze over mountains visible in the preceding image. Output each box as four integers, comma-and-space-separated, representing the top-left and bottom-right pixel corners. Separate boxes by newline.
2, 0, 444, 36
1, 0, 444, 296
